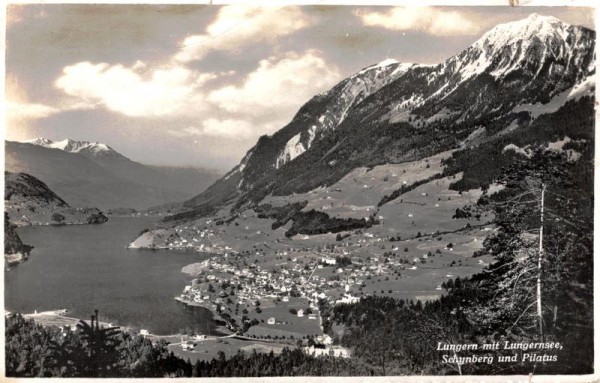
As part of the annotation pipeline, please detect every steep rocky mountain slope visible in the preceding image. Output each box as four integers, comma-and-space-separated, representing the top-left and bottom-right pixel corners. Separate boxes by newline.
180, 60, 423, 213
4, 171, 108, 226
6, 139, 221, 210
171, 14, 594, 221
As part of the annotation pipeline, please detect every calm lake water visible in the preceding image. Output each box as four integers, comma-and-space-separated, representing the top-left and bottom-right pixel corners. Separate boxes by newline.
5, 216, 217, 335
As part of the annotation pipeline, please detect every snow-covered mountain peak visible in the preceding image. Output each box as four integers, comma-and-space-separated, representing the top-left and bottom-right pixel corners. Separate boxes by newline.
51, 139, 78, 151
25, 138, 54, 147
24, 138, 121, 158
181, 14, 594, 218
51, 139, 105, 153
445, 13, 593, 84
357, 59, 400, 75
246, 14, 594, 174
475, 13, 570, 51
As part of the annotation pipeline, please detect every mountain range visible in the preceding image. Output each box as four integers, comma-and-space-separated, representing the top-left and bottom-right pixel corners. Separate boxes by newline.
168, 14, 595, 221
6, 138, 222, 210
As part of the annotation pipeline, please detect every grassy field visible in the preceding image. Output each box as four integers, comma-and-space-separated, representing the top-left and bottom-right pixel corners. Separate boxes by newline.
262, 150, 454, 221
168, 336, 290, 363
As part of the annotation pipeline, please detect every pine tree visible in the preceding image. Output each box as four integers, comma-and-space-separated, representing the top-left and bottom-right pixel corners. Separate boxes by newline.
464, 148, 593, 371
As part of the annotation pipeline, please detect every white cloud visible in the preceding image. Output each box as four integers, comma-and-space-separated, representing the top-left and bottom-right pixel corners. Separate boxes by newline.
202, 119, 254, 138
171, 50, 340, 140
167, 120, 254, 139
355, 7, 480, 36
167, 126, 204, 138
174, 6, 312, 62
53, 50, 340, 143
208, 50, 340, 119
54, 61, 215, 117
7, 102, 59, 120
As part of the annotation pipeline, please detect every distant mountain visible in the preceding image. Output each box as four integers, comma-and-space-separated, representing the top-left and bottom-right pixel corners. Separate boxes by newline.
174, 14, 595, 220
25, 138, 127, 160
5, 171, 108, 226
6, 139, 222, 210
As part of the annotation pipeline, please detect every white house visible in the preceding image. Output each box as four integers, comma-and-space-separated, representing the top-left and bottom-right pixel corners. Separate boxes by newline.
181, 340, 196, 350
317, 335, 333, 345
304, 346, 350, 358
335, 294, 360, 305
322, 257, 336, 265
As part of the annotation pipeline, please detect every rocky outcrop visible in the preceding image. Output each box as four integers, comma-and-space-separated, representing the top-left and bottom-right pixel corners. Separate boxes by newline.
4, 213, 33, 268
86, 211, 109, 224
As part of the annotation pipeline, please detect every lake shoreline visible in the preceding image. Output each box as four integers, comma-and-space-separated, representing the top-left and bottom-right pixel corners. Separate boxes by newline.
6, 216, 217, 336
174, 296, 232, 335
13, 307, 229, 340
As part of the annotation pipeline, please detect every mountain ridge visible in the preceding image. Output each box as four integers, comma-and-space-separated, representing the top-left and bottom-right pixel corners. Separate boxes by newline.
172, 14, 595, 221
6, 140, 222, 210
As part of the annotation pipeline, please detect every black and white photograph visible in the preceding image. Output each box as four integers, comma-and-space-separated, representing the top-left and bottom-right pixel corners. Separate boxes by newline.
2, 2, 596, 378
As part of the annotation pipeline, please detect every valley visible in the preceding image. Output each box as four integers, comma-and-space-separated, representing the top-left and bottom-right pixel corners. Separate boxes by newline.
4, 9, 595, 377
120, 13, 594, 365
129, 152, 499, 344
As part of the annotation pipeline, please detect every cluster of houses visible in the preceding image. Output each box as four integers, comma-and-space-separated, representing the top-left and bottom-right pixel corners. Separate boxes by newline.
180, 334, 207, 351
170, 210, 468, 343
177, 241, 428, 338
178, 250, 396, 316
165, 225, 233, 255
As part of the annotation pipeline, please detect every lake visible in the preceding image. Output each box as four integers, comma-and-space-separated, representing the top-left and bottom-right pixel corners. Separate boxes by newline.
4, 216, 218, 335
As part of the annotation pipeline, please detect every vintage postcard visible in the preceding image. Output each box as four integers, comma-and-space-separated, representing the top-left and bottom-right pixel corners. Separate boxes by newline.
2, 2, 597, 379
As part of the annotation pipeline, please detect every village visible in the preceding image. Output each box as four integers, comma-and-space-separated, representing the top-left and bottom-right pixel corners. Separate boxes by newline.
170, 215, 494, 359
128, 153, 498, 360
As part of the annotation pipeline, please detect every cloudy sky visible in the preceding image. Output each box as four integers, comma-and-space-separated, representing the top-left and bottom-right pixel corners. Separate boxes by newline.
6, 5, 594, 171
